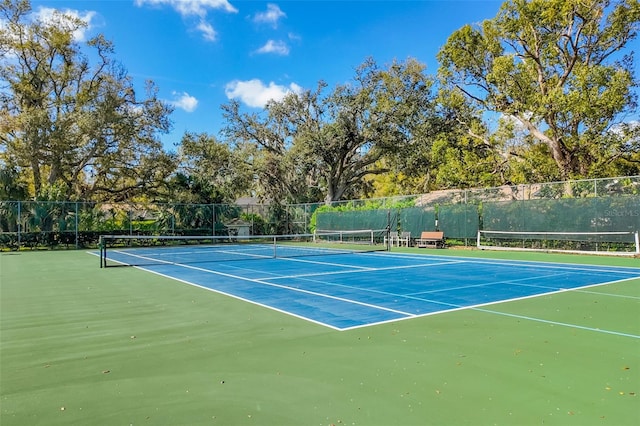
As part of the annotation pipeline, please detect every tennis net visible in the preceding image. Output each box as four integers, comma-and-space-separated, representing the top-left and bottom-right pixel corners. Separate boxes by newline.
99, 229, 389, 268
476, 230, 640, 256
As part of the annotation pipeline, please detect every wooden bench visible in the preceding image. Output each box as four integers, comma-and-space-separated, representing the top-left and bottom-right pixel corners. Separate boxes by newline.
415, 231, 445, 248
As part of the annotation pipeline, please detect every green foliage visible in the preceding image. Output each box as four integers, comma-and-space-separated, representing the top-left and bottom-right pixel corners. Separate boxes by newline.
430, 132, 505, 189
0, 165, 28, 200
173, 132, 253, 204
308, 197, 416, 232
165, 173, 225, 205
36, 183, 70, 202
222, 58, 439, 203
240, 212, 267, 235
1, 0, 637, 206
438, 0, 640, 181
366, 168, 416, 197
0, 0, 176, 201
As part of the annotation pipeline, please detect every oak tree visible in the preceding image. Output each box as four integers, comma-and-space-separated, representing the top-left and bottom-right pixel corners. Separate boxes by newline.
438, 0, 640, 181
0, 0, 176, 201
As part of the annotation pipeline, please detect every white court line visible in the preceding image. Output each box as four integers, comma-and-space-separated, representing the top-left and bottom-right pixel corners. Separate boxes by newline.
275, 256, 375, 271
125, 266, 346, 331
112, 248, 272, 261
435, 277, 640, 339
379, 252, 640, 275
363, 249, 640, 273
124, 253, 416, 318
114, 247, 640, 276
406, 270, 576, 296
104, 251, 458, 322
265, 259, 465, 280
461, 258, 640, 276
339, 276, 640, 333
98, 250, 640, 332
473, 308, 640, 339
286, 267, 640, 334
570, 289, 640, 300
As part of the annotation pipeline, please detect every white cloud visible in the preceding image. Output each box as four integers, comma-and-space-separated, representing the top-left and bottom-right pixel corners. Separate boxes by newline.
135, 0, 237, 41
134, 0, 237, 17
610, 120, 640, 137
169, 92, 198, 112
225, 79, 302, 108
197, 20, 217, 41
255, 40, 289, 55
33, 7, 97, 41
253, 3, 285, 27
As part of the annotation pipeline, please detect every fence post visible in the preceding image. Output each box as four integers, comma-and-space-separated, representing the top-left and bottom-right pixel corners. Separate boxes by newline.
17, 201, 21, 248
75, 202, 79, 249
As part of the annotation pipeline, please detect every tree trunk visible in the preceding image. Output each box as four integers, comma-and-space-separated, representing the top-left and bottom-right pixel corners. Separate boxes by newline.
30, 157, 42, 195
516, 115, 573, 179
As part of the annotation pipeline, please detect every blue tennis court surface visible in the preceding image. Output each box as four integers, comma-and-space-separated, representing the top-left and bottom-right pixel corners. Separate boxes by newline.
103, 249, 640, 330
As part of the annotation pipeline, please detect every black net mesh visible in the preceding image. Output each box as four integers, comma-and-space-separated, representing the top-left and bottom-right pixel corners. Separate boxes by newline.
99, 231, 388, 268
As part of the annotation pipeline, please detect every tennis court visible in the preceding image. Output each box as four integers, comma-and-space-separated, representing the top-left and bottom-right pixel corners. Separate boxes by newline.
2, 247, 639, 426
98, 241, 640, 331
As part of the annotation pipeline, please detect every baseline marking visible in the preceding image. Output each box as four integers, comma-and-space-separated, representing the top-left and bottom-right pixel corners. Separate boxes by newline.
474, 308, 640, 339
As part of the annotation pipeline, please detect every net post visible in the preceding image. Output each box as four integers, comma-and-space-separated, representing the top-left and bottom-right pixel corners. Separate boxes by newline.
635, 231, 639, 254
98, 235, 104, 268
273, 236, 277, 258
476, 230, 481, 249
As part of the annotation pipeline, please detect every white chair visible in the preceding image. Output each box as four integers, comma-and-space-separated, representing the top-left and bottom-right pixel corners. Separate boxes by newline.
384, 231, 399, 247
398, 231, 411, 247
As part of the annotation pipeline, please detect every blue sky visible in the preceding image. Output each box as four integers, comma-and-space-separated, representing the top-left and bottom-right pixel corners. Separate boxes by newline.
29, 0, 504, 150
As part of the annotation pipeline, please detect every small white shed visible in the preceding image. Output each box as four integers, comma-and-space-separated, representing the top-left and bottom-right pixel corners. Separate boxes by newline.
225, 218, 252, 237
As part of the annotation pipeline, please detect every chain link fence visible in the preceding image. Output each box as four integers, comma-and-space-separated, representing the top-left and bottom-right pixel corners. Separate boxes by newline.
1, 176, 638, 250
0, 201, 287, 249
296, 176, 640, 245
